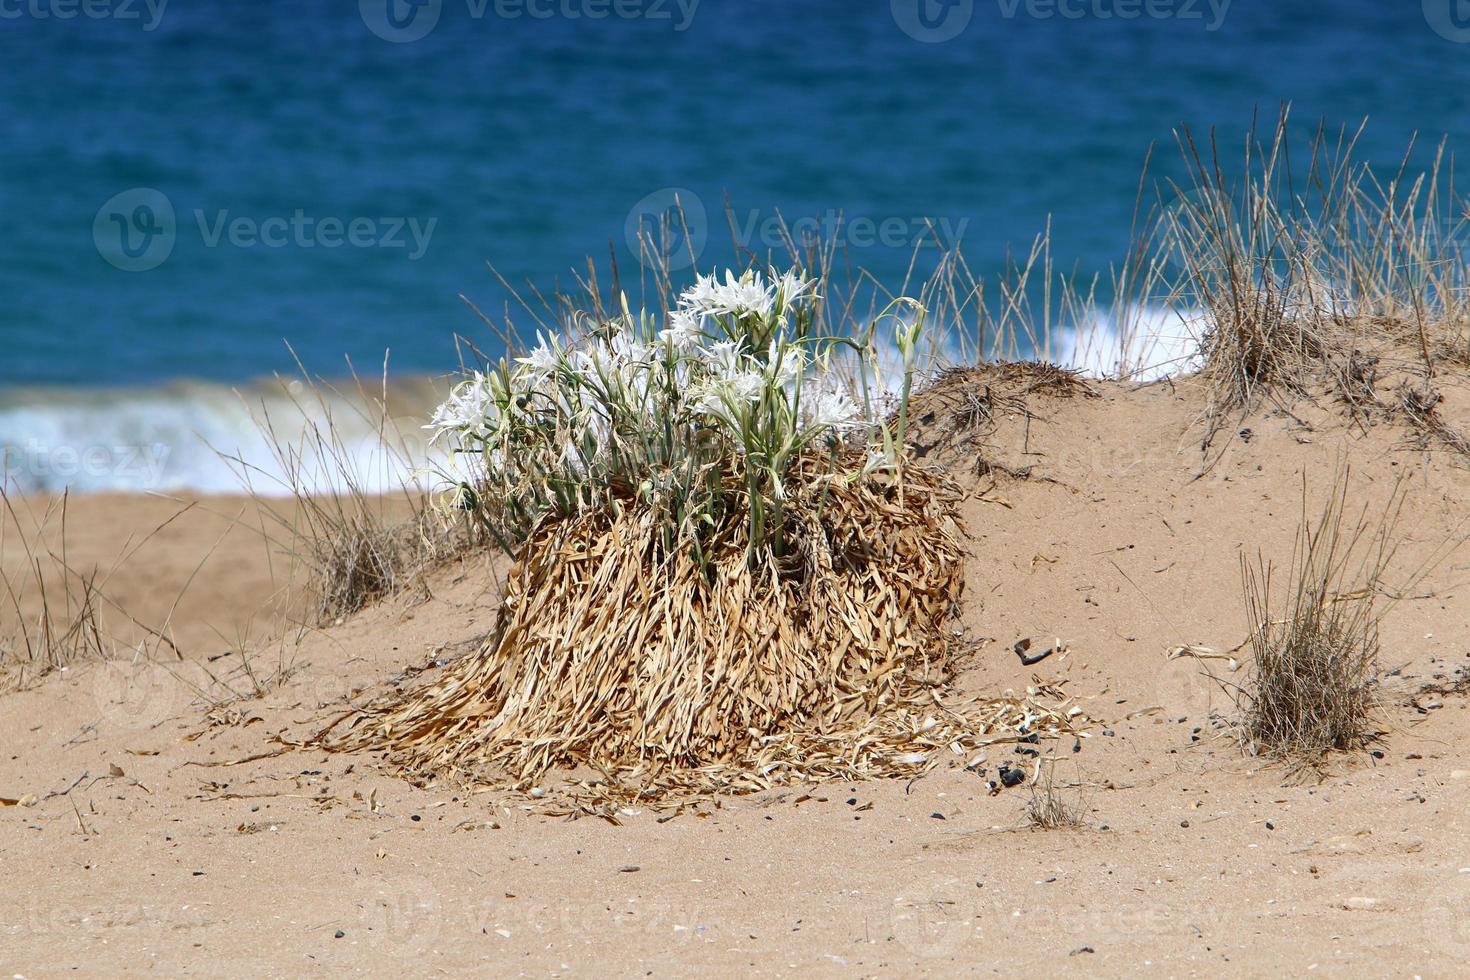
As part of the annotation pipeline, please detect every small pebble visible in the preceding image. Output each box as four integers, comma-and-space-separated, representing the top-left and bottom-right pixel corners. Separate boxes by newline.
334, 930, 345, 939
930, 812, 945, 820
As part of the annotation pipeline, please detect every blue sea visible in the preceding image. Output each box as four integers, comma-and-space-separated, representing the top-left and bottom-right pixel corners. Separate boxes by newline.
3, 0, 1469, 492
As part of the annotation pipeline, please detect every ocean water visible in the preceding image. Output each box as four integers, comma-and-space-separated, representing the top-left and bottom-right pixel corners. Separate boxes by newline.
2, 0, 1468, 492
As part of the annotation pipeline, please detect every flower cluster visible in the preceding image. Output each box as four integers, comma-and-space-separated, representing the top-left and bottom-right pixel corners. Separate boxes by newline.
427, 266, 916, 558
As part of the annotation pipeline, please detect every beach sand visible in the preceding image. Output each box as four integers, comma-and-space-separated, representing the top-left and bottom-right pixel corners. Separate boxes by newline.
5, 369, 1470, 977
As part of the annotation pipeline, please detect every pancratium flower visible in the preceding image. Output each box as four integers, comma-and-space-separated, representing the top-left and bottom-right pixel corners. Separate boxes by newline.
426, 265, 922, 564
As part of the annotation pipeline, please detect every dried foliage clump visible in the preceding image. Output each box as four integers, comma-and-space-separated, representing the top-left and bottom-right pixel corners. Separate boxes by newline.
1238, 477, 1416, 762
904, 362, 1096, 468
321, 459, 1085, 801
1025, 760, 1088, 830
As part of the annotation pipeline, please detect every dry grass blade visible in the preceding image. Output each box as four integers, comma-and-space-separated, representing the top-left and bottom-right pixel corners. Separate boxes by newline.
320, 457, 1086, 805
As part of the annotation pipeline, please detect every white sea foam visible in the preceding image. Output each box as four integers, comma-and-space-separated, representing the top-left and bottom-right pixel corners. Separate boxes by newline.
865, 302, 1208, 395
0, 379, 442, 497
1052, 303, 1209, 382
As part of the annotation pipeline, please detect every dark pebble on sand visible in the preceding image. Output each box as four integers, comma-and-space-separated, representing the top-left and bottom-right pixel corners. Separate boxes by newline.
411, 814, 422, 822
335, 930, 345, 939
930, 812, 945, 820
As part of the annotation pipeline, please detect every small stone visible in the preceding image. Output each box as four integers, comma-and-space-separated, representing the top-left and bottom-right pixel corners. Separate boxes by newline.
334, 930, 345, 939
1180, 820, 1190, 828
1265, 821, 1275, 830
618, 865, 640, 873
930, 812, 945, 820
1070, 946, 1095, 956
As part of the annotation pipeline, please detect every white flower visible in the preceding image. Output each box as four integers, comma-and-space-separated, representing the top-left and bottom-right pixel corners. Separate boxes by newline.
514, 332, 559, 379
727, 370, 765, 404
694, 339, 740, 377
863, 449, 895, 474
768, 340, 807, 391
426, 372, 498, 437
679, 270, 774, 320
771, 269, 817, 309
659, 308, 704, 350
804, 384, 864, 433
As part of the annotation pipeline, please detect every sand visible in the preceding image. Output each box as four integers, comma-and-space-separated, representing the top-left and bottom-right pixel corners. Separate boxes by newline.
5, 370, 1470, 977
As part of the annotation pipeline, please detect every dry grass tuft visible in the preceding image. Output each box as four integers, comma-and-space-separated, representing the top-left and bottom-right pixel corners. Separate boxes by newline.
222, 362, 482, 624
1025, 760, 1088, 830
1238, 475, 1416, 762
1166, 110, 1470, 449
296, 504, 471, 623
0, 489, 218, 694
321, 457, 1086, 804
2, 492, 115, 688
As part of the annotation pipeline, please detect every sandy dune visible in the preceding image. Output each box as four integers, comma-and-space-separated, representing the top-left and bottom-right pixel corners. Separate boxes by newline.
5, 369, 1470, 977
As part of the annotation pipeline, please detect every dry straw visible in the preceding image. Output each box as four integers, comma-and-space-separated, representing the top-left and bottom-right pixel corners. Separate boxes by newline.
321, 456, 1084, 803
